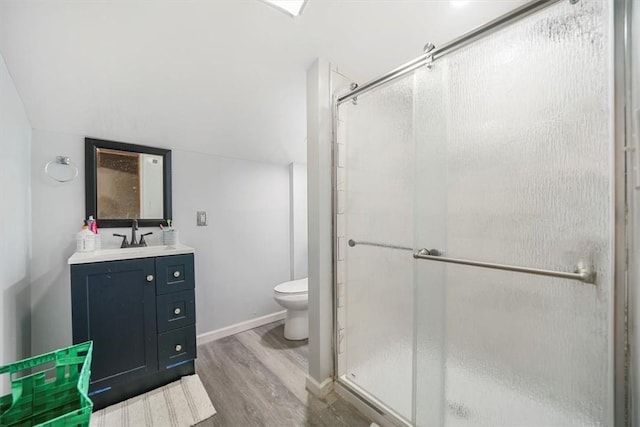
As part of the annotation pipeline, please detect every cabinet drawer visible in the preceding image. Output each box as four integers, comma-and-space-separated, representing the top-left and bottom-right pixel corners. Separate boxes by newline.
158, 325, 196, 370
155, 254, 194, 295
157, 290, 196, 333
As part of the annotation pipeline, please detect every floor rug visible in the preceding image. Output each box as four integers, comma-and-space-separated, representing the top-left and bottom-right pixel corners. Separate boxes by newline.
90, 375, 216, 427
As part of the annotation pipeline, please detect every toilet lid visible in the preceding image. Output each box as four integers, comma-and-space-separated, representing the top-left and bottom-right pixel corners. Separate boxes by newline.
274, 278, 308, 295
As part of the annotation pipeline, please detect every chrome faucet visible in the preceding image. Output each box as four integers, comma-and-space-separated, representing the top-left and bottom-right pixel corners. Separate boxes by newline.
131, 219, 138, 245
113, 219, 153, 248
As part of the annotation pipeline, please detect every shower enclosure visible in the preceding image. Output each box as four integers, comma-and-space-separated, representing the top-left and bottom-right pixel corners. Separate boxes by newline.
333, 0, 631, 425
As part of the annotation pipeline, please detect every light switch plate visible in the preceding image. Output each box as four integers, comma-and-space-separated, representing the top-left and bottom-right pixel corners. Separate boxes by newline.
197, 211, 207, 226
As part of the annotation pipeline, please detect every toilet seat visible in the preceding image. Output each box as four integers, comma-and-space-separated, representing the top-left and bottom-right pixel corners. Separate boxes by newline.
274, 278, 308, 295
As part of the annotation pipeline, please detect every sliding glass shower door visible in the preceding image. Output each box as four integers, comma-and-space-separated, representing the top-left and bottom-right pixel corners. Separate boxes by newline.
336, 0, 615, 425
414, 0, 613, 424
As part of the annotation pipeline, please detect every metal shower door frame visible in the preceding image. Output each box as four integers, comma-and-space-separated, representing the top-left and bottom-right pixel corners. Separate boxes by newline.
614, 0, 633, 424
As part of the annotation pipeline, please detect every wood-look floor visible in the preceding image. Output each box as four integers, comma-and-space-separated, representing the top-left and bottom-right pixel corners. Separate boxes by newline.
194, 321, 371, 427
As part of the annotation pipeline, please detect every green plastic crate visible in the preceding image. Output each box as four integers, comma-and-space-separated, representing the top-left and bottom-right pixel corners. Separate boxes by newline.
0, 341, 93, 427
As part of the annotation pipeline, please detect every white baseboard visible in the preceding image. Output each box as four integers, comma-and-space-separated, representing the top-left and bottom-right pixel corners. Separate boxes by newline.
197, 310, 286, 345
305, 375, 334, 399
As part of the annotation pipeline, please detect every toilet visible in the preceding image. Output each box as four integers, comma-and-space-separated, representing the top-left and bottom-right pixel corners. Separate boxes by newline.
273, 277, 308, 340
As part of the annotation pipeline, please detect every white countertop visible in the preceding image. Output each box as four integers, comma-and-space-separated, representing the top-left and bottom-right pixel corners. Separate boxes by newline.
68, 244, 195, 264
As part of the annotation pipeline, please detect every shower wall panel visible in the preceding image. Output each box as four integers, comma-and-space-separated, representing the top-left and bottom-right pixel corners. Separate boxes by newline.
339, 74, 415, 420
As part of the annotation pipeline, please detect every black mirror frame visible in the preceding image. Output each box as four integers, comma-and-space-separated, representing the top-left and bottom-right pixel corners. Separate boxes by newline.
85, 137, 172, 228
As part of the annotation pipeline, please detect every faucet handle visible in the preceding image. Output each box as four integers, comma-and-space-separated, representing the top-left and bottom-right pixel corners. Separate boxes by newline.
139, 232, 153, 247
113, 233, 129, 248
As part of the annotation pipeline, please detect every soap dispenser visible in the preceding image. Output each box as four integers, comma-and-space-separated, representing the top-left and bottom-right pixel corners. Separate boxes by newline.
76, 221, 96, 252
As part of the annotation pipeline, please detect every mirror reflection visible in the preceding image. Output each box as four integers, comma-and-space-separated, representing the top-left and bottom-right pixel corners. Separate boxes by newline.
96, 148, 164, 219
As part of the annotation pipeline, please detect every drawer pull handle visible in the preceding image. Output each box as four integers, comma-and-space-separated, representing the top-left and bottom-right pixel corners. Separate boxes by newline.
146, 275, 154, 282
175, 344, 183, 352
174, 308, 181, 315
173, 271, 181, 278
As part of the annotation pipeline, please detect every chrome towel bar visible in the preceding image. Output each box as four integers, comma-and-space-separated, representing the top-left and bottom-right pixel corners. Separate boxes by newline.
347, 239, 413, 252
346, 239, 596, 284
413, 248, 596, 285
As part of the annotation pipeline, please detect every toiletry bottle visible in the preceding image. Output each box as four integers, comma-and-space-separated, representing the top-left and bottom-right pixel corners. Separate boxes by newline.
89, 215, 100, 249
76, 221, 96, 252
88, 215, 98, 233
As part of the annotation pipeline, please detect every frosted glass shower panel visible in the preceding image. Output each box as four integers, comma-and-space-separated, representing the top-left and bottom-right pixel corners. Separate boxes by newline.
413, 64, 449, 427
414, 0, 613, 425
339, 74, 415, 421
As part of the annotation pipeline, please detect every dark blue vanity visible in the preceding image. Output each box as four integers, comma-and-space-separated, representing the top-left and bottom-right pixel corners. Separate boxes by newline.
69, 246, 196, 410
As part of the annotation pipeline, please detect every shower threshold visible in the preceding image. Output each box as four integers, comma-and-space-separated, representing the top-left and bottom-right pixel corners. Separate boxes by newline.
335, 376, 412, 427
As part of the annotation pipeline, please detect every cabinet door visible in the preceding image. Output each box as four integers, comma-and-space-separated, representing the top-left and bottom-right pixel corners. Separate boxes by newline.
71, 258, 158, 394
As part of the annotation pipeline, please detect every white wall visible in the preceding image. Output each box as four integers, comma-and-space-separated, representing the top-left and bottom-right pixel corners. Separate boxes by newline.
172, 149, 290, 333
306, 58, 336, 385
306, 58, 354, 388
0, 52, 31, 394
30, 129, 292, 355
290, 162, 307, 280
30, 130, 85, 355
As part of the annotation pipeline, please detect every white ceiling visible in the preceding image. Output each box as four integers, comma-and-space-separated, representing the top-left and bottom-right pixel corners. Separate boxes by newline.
0, 0, 527, 165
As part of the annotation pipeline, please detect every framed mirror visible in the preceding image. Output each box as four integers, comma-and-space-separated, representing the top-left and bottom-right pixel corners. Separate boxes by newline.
85, 138, 172, 228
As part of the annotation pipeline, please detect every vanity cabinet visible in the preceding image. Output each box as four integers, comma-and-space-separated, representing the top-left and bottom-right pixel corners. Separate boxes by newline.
70, 249, 196, 410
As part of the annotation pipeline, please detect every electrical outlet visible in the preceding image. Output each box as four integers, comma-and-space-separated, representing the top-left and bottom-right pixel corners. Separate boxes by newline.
197, 211, 207, 226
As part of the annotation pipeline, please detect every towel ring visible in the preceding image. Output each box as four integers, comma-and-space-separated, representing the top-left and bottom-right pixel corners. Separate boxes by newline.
44, 156, 79, 183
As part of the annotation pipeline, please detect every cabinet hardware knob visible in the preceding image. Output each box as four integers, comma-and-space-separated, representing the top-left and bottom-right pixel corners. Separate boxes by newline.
174, 308, 181, 315
146, 275, 154, 282
173, 271, 181, 278
175, 344, 182, 352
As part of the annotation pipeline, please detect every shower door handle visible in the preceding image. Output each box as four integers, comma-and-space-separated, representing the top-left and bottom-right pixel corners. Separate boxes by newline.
413, 248, 596, 284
